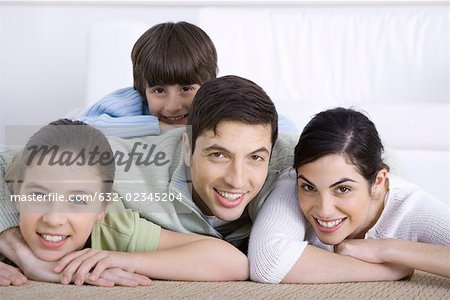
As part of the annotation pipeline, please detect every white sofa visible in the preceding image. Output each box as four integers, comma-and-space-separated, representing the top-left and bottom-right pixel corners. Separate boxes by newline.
83, 3, 449, 205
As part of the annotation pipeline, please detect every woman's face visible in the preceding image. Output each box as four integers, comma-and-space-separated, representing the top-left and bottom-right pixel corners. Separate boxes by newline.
297, 154, 386, 245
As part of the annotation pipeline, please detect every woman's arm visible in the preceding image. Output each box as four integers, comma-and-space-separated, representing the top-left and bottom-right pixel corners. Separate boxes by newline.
284, 244, 413, 283
337, 239, 450, 278
336, 183, 450, 279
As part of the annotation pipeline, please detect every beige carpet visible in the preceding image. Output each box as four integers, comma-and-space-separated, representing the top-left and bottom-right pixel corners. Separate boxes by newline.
1, 271, 449, 299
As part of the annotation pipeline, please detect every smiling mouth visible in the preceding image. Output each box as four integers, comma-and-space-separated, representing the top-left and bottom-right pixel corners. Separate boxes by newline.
160, 113, 189, 122
215, 189, 244, 201
315, 217, 346, 228
214, 188, 246, 209
38, 233, 69, 242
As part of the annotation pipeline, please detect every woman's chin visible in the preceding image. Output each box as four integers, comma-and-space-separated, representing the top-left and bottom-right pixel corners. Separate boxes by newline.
316, 234, 344, 246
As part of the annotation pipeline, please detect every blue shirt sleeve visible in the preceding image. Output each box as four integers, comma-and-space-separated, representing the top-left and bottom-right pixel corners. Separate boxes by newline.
79, 87, 161, 138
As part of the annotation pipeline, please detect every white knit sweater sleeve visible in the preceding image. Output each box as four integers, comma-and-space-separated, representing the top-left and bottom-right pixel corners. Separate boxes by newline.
249, 168, 309, 283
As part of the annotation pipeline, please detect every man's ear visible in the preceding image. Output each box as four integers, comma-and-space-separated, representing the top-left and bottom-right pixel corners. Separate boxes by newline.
182, 132, 192, 167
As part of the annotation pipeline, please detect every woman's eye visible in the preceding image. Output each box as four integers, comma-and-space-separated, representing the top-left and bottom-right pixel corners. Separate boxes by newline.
336, 186, 350, 194
300, 184, 315, 192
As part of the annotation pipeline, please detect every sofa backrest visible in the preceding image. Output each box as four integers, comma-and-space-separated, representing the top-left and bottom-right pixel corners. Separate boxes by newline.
85, 3, 449, 204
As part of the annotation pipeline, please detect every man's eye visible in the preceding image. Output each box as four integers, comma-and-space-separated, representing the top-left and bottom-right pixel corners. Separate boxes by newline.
250, 155, 264, 162
210, 152, 225, 159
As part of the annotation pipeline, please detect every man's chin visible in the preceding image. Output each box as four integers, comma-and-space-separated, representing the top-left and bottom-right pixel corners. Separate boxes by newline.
213, 208, 244, 222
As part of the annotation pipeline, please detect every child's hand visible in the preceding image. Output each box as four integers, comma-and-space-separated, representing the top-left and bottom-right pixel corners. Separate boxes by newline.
54, 248, 150, 287
85, 267, 151, 287
0, 261, 27, 286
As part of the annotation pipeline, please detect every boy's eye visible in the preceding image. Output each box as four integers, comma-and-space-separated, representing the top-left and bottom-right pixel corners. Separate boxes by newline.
180, 86, 194, 92
336, 186, 351, 194
152, 87, 166, 94
300, 184, 315, 192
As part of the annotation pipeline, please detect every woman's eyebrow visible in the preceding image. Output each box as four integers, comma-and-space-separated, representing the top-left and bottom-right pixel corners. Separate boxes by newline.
329, 178, 357, 188
297, 174, 315, 187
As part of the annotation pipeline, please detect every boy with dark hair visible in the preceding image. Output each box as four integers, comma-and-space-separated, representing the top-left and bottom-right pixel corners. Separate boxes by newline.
79, 21, 218, 137
79, 21, 297, 138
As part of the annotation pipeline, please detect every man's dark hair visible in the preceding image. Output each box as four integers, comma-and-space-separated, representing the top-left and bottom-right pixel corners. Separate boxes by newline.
188, 75, 278, 153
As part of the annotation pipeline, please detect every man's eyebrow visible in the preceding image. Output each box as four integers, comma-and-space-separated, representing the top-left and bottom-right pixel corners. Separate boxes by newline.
202, 145, 230, 153
250, 147, 270, 156
202, 145, 270, 155
329, 178, 357, 188
297, 174, 315, 187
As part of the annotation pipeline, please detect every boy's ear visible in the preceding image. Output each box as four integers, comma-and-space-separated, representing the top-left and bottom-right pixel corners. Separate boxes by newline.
182, 132, 192, 167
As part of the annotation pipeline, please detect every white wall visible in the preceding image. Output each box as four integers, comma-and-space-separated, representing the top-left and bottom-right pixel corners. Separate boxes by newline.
0, 1, 203, 143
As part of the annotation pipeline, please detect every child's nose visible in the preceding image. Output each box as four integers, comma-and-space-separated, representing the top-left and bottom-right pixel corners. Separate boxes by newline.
42, 206, 67, 226
165, 95, 183, 113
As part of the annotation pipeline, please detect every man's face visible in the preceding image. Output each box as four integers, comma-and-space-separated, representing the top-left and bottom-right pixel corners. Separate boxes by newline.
184, 120, 272, 221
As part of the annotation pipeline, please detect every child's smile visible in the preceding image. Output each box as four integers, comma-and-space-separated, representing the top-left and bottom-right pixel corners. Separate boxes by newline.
18, 159, 107, 262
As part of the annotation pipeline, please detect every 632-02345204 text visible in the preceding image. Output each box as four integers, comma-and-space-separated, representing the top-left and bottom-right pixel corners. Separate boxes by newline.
10, 192, 183, 203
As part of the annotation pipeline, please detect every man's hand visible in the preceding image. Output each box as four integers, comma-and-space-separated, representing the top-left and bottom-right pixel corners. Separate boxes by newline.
0, 261, 27, 286
55, 248, 150, 287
